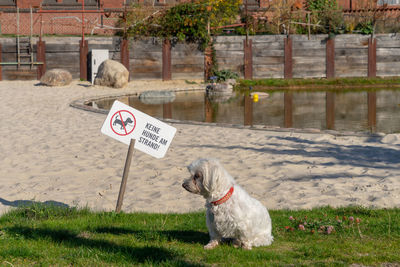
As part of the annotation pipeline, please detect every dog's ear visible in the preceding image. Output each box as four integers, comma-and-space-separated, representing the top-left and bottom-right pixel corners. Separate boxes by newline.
202, 159, 233, 195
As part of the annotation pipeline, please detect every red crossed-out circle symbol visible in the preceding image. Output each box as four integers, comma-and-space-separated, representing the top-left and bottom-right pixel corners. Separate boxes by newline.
110, 110, 136, 136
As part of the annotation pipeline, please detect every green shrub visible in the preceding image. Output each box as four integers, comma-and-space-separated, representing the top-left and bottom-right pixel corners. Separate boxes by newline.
211, 69, 239, 82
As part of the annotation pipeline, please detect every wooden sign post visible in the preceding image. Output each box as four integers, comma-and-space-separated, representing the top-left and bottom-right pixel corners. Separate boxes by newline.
101, 100, 177, 212
115, 138, 135, 213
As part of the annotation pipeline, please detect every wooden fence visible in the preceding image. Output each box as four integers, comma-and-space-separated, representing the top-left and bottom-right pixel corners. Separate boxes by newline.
0, 34, 399, 81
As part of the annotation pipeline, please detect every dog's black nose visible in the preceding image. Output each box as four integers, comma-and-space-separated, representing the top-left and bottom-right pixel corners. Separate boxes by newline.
182, 183, 189, 191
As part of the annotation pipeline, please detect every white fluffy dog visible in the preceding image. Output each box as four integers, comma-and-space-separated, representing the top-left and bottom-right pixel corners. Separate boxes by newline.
182, 158, 273, 250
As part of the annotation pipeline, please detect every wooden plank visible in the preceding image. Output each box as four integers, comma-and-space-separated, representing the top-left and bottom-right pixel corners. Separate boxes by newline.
375, 34, 400, 42
253, 42, 284, 49
376, 48, 400, 56
172, 56, 204, 64
335, 43, 369, 49
132, 53, 162, 61
216, 64, 242, 73
253, 56, 284, 65
335, 60, 368, 67
133, 58, 161, 66
293, 62, 326, 69
251, 35, 286, 42
214, 43, 243, 51
1, 45, 18, 53
2, 69, 37, 80
254, 73, 283, 78
376, 41, 400, 48
292, 42, 325, 49
254, 65, 284, 73
216, 51, 245, 57
291, 35, 328, 42
132, 44, 162, 53
131, 72, 162, 79
293, 70, 326, 78
335, 70, 367, 77
216, 57, 243, 65
214, 36, 246, 43
172, 65, 204, 73
253, 50, 284, 57
172, 72, 203, 79
335, 48, 368, 56
132, 65, 161, 73
376, 70, 400, 76
377, 62, 400, 68
293, 49, 325, 57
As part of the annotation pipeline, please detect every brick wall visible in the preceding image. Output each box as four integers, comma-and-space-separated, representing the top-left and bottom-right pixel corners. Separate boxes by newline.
0, 11, 120, 35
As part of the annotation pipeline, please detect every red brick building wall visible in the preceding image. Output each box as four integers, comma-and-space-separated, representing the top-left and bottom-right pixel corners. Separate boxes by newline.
1, 0, 399, 36
0, 11, 121, 35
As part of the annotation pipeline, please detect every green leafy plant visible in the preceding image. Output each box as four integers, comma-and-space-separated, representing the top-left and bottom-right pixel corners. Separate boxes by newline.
210, 69, 239, 82
306, 0, 344, 34
355, 21, 374, 35
125, 0, 241, 51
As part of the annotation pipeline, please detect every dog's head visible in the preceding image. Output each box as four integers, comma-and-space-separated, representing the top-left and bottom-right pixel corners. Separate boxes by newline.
182, 158, 234, 199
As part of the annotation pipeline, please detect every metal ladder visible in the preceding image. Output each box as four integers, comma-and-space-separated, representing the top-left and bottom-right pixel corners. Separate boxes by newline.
16, 7, 34, 69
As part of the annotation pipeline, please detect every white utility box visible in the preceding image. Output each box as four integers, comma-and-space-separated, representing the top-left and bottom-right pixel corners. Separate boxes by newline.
90, 49, 109, 84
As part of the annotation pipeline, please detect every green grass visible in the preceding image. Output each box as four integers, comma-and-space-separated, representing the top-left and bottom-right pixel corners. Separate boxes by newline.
238, 77, 400, 91
0, 205, 399, 266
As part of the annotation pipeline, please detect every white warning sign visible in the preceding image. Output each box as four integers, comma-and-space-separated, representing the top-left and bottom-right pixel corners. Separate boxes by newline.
101, 100, 176, 159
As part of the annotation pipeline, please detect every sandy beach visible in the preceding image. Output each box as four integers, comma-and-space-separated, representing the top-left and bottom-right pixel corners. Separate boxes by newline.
0, 79, 399, 215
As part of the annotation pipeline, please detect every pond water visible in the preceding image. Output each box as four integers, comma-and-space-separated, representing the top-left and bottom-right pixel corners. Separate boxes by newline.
91, 88, 400, 134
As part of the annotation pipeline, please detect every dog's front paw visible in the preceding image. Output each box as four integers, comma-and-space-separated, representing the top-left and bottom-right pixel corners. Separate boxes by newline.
204, 240, 219, 250
241, 242, 252, 250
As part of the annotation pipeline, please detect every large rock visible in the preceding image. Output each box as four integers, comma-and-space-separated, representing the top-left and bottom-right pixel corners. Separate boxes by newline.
94, 60, 129, 88
40, 69, 72, 86
139, 90, 176, 105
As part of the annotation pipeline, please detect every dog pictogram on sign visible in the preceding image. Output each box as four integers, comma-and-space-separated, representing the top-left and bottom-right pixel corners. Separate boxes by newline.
110, 110, 136, 136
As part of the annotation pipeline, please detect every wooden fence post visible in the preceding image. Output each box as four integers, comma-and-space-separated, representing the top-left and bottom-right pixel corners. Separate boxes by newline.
79, 40, 88, 81
284, 37, 293, 79
368, 37, 377, 78
244, 39, 253, 79
120, 39, 130, 81
0, 44, 2, 81
162, 38, 171, 81
326, 38, 335, 78
36, 41, 46, 80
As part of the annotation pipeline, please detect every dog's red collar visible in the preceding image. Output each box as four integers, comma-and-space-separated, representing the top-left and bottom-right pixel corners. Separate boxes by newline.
211, 186, 234, 206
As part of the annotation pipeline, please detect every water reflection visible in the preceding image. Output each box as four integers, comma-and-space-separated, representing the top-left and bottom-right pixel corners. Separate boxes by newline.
326, 92, 335, 130
92, 89, 400, 134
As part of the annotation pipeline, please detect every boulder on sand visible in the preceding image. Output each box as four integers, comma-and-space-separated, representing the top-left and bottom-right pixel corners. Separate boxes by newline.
94, 60, 129, 88
40, 69, 72, 86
